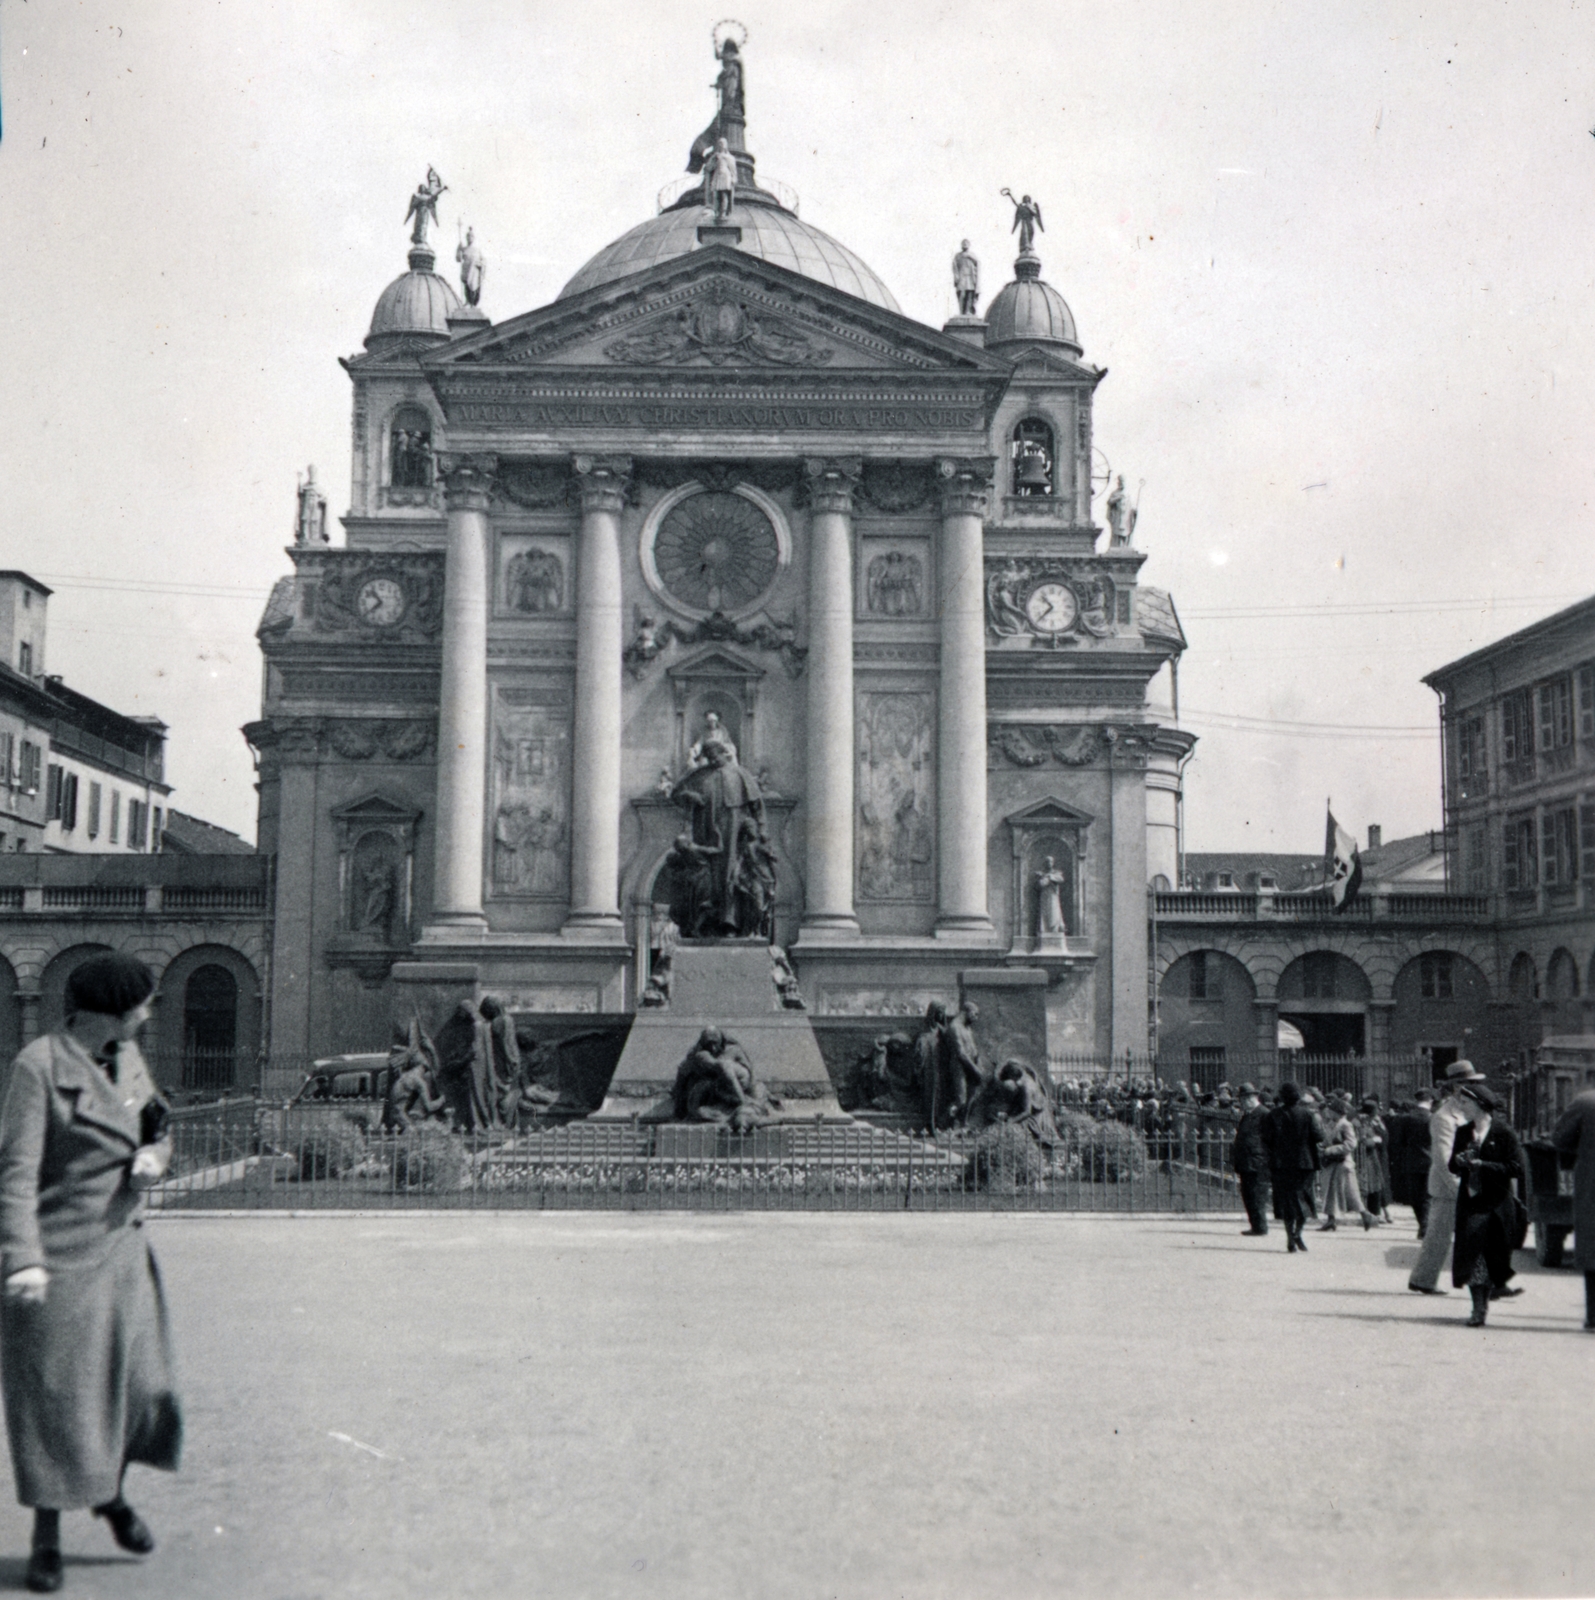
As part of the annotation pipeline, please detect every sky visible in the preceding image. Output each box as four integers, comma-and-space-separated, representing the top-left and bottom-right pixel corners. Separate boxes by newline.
3, 0, 1594, 852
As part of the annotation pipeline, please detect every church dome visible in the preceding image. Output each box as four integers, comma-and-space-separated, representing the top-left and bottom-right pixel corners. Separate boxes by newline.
558, 197, 901, 313
983, 252, 1080, 355
365, 245, 462, 351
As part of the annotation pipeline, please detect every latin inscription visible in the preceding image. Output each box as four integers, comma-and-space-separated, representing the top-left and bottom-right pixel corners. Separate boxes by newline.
448, 400, 984, 432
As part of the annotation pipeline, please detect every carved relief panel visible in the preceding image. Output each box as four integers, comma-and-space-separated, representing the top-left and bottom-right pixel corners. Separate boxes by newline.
856, 690, 935, 903
497, 535, 570, 617
858, 538, 931, 619
984, 557, 1130, 645
489, 688, 572, 900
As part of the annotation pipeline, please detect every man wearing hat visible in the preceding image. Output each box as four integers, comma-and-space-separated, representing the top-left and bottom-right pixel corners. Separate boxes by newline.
1407, 1060, 1485, 1293
1230, 1084, 1270, 1236
1387, 1090, 1435, 1237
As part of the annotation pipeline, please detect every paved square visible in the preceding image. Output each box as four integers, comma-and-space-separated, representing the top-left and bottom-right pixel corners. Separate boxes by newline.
0, 1212, 1586, 1599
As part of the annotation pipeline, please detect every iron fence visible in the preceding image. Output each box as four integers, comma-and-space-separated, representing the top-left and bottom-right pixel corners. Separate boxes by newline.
146, 1105, 1247, 1215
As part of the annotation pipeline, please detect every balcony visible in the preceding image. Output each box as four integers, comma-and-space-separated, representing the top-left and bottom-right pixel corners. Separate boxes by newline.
0, 854, 268, 918
1152, 890, 1489, 925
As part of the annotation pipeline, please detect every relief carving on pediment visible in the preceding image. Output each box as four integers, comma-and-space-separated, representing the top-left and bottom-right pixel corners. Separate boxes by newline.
603, 283, 835, 368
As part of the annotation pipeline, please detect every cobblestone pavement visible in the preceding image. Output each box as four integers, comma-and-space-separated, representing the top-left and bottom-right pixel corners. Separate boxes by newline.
0, 1212, 1586, 1599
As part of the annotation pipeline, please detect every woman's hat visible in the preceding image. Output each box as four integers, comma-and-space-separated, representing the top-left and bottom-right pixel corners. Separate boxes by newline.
65, 952, 156, 1018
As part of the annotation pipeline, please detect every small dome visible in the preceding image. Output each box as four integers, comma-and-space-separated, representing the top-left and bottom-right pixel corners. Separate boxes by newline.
365, 245, 462, 351
559, 198, 900, 312
983, 253, 1080, 355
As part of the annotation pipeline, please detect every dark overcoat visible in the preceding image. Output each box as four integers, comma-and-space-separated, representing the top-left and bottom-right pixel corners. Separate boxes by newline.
0, 1033, 182, 1508
1552, 1089, 1595, 1272
1448, 1120, 1526, 1290
1230, 1107, 1269, 1175
1385, 1109, 1432, 1206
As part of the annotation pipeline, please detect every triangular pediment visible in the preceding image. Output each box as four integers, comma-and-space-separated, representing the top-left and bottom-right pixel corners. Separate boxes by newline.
665, 646, 765, 683
331, 792, 421, 826
1005, 346, 1106, 385
426, 248, 1012, 377
1005, 795, 1095, 829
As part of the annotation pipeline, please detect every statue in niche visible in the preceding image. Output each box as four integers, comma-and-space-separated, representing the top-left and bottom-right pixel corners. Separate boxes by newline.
405, 166, 447, 248
456, 225, 485, 306
505, 548, 563, 613
1036, 855, 1071, 937
953, 240, 980, 316
687, 710, 738, 768
984, 557, 1029, 637
665, 720, 771, 937
669, 1027, 774, 1132
1002, 188, 1044, 254
704, 136, 739, 222
641, 904, 680, 1008
358, 858, 397, 938
866, 551, 923, 616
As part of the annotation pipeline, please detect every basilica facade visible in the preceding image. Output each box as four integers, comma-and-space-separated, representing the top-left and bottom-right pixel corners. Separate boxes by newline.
246, 49, 1192, 1069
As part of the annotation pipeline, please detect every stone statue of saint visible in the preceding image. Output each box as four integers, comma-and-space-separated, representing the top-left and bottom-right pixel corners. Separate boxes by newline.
1002, 189, 1044, 254
953, 240, 980, 316
668, 727, 769, 937
1036, 856, 1069, 936
359, 858, 396, 937
456, 225, 485, 306
688, 38, 746, 172
687, 711, 738, 768
704, 136, 739, 222
1105, 475, 1128, 545
405, 166, 448, 248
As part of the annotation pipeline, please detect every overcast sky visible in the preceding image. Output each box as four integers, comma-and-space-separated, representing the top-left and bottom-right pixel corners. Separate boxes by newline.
3, 0, 1594, 851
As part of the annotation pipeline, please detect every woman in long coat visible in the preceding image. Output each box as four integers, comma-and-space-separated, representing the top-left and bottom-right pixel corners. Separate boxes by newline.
1551, 1086, 1595, 1331
1448, 1082, 1527, 1327
1355, 1098, 1394, 1223
0, 954, 182, 1592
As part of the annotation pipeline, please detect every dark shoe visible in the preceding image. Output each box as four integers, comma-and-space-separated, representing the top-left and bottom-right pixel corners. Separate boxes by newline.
1242, 1227, 1268, 1236
1295, 1236, 1307, 1252
95, 1500, 155, 1555
25, 1548, 63, 1593
1466, 1309, 1486, 1327
1408, 1284, 1448, 1295
1488, 1285, 1524, 1300
1286, 1238, 1297, 1252
1318, 1221, 1336, 1232
1361, 1214, 1375, 1231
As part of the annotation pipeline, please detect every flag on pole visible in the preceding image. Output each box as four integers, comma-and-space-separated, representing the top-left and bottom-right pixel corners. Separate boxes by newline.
1325, 807, 1362, 912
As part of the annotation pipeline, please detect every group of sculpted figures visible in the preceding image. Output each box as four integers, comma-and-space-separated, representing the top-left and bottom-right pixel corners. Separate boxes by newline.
380, 1003, 559, 1134
659, 714, 777, 940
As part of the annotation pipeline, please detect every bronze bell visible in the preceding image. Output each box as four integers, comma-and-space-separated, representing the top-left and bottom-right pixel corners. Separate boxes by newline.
1015, 445, 1052, 491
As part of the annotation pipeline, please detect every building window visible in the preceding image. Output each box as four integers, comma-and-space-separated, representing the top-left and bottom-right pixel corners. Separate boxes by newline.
1581, 802, 1595, 885
1302, 951, 1338, 999
127, 799, 147, 850
1502, 692, 1533, 770
152, 807, 163, 849
1258, 872, 1278, 890
17, 642, 31, 677
0, 732, 12, 788
1420, 952, 1454, 1000
183, 965, 239, 1091
1009, 418, 1054, 497
1537, 678, 1573, 752
45, 764, 62, 820
59, 774, 78, 831
1215, 872, 1235, 889
87, 782, 102, 839
1579, 665, 1595, 741
1503, 813, 1537, 891
389, 407, 434, 489
1456, 714, 1487, 790
1188, 951, 1222, 1000
109, 791, 120, 844
18, 742, 40, 795
1463, 824, 1486, 892
1543, 806, 1577, 887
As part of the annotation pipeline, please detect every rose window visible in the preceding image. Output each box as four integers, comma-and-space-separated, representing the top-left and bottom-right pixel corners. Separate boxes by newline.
652, 492, 781, 615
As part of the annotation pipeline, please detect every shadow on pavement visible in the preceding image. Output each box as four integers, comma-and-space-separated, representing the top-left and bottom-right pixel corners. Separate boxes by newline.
1308, 1309, 1575, 1333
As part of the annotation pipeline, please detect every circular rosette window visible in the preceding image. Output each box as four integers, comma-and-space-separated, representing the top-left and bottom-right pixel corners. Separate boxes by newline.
642, 485, 789, 620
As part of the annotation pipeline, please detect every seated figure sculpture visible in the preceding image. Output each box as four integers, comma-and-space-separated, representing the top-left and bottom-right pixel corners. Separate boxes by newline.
382, 1018, 448, 1133
669, 1027, 775, 1132
966, 1058, 1058, 1148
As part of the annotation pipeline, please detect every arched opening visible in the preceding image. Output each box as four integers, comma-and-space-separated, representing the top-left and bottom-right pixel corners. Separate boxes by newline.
1546, 947, 1581, 1036
388, 406, 434, 489
1389, 949, 1492, 1077
1156, 950, 1258, 1083
1009, 417, 1055, 497
1505, 951, 1541, 1066
1276, 951, 1372, 1057
182, 964, 238, 1091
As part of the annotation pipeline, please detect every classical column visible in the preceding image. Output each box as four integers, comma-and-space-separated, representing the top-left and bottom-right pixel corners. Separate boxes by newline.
432, 456, 496, 930
935, 458, 996, 939
799, 458, 861, 941
565, 455, 631, 937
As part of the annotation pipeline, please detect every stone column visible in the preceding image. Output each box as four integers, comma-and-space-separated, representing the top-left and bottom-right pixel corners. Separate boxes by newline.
431, 457, 496, 930
565, 455, 631, 937
799, 458, 861, 942
935, 458, 996, 939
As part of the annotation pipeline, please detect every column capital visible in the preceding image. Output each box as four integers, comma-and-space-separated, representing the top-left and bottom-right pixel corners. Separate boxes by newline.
936, 455, 996, 517
572, 454, 634, 514
439, 453, 499, 512
801, 456, 863, 515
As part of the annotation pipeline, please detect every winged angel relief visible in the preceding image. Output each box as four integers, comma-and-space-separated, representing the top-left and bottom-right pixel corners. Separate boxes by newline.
603, 285, 834, 367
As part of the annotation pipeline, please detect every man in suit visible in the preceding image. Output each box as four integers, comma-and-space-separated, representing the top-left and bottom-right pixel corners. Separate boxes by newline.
1408, 1060, 1485, 1294
1231, 1083, 1271, 1236
1263, 1081, 1322, 1253
1552, 1086, 1595, 1331
1387, 1090, 1434, 1237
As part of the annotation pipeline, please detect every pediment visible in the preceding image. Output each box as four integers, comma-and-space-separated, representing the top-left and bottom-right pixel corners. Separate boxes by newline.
1004, 347, 1106, 385
665, 646, 765, 683
1005, 795, 1095, 829
427, 248, 1012, 377
331, 793, 421, 826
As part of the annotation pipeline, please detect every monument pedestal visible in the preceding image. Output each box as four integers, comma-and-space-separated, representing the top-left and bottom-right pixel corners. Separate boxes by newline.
594, 940, 849, 1121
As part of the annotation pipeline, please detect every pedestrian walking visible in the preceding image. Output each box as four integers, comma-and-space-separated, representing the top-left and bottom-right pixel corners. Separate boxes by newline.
1407, 1061, 1484, 1295
1551, 1086, 1595, 1331
1318, 1092, 1378, 1230
1263, 1082, 1322, 1253
1387, 1091, 1434, 1236
1448, 1082, 1527, 1327
0, 954, 183, 1593
1230, 1084, 1271, 1236
1356, 1097, 1393, 1223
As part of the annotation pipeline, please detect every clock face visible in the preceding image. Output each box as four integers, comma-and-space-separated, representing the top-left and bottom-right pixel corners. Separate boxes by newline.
356, 576, 407, 627
1025, 581, 1078, 634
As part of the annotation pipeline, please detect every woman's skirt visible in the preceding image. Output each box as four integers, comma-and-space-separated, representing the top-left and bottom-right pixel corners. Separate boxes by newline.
0, 1227, 182, 1508
1451, 1203, 1517, 1291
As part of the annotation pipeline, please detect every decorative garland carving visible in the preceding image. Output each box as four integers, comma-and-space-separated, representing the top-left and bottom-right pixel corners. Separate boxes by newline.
987, 725, 1107, 768
327, 720, 437, 762
624, 606, 806, 679
310, 552, 445, 640
984, 557, 1118, 644
603, 283, 835, 368
495, 462, 572, 509
857, 463, 935, 513
634, 461, 798, 496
